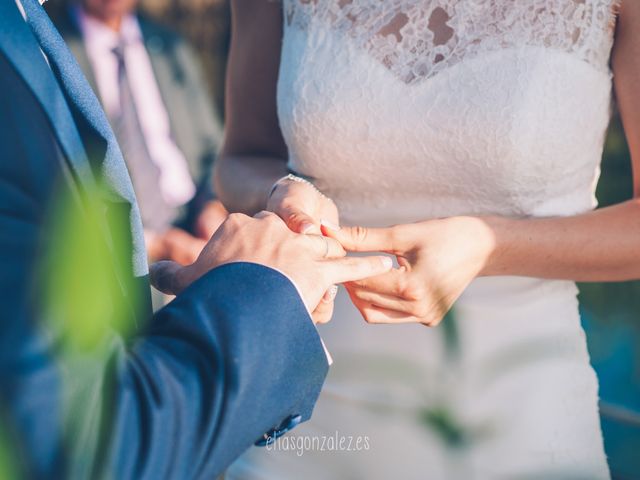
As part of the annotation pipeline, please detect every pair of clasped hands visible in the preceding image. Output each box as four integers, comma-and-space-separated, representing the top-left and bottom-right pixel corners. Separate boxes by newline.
151, 176, 496, 327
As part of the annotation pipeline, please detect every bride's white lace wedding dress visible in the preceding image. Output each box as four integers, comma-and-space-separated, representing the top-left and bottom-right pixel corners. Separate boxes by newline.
229, 1, 619, 478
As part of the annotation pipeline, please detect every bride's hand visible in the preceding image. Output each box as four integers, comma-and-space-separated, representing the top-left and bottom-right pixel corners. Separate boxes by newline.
322, 217, 496, 326
267, 176, 340, 323
267, 176, 339, 235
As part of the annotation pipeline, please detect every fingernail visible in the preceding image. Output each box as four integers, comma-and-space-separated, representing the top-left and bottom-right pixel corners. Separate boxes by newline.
329, 285, 338, 300
320, 219, 341, 231
380, 257, 393, 269
300, 222, 315, 234
321, 285, 338, 303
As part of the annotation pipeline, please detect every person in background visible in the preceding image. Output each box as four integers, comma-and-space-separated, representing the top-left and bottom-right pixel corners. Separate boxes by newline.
53, 0, 228, 268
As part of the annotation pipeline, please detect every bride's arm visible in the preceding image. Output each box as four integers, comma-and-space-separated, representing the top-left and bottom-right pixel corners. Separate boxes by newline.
214, 1, 339, 324
484, 0, 640, 282
214, 0, 337, 236
322, 2, 640, 326
213, 0, 288, 215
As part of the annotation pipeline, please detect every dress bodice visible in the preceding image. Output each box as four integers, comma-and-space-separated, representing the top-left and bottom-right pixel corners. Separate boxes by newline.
277, 0, 620, 225
228, 5, 618, 477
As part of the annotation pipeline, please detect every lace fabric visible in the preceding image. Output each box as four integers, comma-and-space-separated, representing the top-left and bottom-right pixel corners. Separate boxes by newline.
227, 2, 618, 478
284, 0, 620, 84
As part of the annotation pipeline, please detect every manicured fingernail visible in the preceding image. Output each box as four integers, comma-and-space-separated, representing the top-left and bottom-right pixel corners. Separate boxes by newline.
320, 219, 341, 231
321, 285, 338, 303
300, 222, 315, 234
329, 285, 338, 300
381, 257, 393, 269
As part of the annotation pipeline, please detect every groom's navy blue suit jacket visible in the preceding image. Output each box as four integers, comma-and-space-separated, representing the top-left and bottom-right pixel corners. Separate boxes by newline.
0, 0, 328, 478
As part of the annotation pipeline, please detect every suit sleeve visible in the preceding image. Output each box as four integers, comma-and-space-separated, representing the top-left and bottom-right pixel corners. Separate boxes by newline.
0, 51, 328, 480
97, 263, 329, 479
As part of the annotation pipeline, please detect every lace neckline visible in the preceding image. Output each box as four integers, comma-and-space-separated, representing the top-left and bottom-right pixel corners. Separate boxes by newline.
284, 0, 620, 85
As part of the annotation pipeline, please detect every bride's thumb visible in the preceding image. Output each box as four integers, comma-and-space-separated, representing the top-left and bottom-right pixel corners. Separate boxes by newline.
321, 221, 393, 253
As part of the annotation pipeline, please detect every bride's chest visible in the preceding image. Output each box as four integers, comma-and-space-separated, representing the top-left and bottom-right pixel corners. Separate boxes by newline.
281, 0, 617, 84
277, 27, 613, 216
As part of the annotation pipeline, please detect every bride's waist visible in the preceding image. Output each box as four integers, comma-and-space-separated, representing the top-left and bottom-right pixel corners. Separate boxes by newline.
459, 275, 578, 308
320, 275, 584, 401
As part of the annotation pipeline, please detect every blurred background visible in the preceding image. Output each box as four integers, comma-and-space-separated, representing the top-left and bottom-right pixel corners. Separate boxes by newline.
43, 1, 640, 477
138, 0, 230, 116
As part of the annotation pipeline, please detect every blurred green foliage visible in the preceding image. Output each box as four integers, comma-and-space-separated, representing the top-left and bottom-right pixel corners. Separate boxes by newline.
36, 182, 141, 476
0, 426, 19, 480
42, 182, 138, 354
13, 3, 638, 476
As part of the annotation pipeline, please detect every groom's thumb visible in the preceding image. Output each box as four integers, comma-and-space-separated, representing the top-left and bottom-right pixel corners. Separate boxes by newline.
149, 260, 185, 295
321, 221, 394, 253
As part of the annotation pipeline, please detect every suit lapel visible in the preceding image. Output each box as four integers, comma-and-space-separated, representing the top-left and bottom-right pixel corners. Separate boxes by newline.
0, 1, 150, 322
0, 0, 97, 193
19, 0, 148, 277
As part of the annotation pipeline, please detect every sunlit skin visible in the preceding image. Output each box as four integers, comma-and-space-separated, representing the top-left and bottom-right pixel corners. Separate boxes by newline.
214, 0, 640, 325
150, 211, 393, 320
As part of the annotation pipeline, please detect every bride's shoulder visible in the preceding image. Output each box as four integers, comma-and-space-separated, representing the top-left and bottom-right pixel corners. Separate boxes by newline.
228, 0, 283, 52
613, 0, 640, 48
230, 0, 283, 25
614, 0, 640, 25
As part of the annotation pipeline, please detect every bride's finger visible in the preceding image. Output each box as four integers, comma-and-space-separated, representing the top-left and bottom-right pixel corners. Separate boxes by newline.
347, 290, 425, 325
362, 305, 428, 325
321, 223, 397, 253
347, 286, 426, 318
346, 268, 409, 296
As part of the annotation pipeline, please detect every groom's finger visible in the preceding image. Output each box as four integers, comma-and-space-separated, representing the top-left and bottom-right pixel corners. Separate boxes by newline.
323, 255, 393, 285
312, 292, 335, 324
321, 224, 396, 253
303, 234, 345, 259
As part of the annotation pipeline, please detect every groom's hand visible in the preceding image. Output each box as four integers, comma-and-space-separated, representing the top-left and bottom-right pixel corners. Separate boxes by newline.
267, 177, 342, 322
150, 212, 392, 319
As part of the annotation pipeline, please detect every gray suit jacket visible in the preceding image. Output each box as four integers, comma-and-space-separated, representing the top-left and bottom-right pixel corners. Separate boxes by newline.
55, 7, 224, 229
